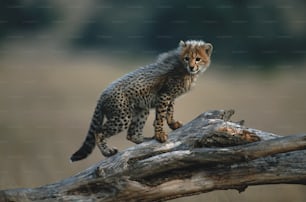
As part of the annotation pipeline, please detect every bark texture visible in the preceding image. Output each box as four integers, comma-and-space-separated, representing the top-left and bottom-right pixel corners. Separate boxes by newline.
1, 110, 306, 202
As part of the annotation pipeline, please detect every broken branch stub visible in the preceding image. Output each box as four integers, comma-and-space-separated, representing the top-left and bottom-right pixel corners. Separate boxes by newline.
1, 109, 306, 202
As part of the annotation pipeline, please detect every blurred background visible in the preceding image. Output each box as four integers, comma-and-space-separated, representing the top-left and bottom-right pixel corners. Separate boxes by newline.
1, 0, 306, 201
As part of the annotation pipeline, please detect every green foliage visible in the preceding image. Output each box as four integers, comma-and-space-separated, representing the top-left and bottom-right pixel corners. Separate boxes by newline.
1, 0, 306, 67
72, 0, 306, 66
0, 0, 58, 39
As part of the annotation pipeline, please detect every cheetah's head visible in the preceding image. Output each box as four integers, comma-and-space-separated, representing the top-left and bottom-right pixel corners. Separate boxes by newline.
179, 40, 213, 75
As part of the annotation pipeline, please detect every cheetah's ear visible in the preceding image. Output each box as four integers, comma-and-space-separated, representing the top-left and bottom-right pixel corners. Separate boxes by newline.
204, 43, 213, 57
179, 40, 186, 47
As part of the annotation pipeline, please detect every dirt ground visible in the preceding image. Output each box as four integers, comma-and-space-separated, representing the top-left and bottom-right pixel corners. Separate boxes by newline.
0, 54, 306, 201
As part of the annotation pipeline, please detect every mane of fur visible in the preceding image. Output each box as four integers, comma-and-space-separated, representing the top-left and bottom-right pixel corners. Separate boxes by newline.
182, 40, 206, 47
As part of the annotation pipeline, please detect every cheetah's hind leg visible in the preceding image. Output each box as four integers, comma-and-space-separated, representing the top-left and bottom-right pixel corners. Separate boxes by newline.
96, 116, 130, 157
127, 108, 150, 144
95, 134, 118, 157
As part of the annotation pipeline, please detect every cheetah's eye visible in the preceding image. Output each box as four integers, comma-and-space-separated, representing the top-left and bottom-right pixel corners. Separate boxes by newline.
184, 56, 190, 62
195, 57, 201, 62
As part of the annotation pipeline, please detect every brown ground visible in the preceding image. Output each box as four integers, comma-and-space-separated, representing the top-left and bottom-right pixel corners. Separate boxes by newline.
0, 54, 306, 201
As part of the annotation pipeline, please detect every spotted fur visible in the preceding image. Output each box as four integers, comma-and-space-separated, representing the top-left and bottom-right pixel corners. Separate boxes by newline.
70, 40, 213, 162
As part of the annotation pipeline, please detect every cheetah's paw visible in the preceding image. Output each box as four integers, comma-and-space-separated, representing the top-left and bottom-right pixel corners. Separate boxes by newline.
169, 121, 183, 130
127, 134, 144, 144
101, 147, 118, 157
155, 131, 168, 143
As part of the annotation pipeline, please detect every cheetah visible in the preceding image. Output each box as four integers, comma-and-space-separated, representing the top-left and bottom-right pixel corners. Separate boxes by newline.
70, 40, 213, 162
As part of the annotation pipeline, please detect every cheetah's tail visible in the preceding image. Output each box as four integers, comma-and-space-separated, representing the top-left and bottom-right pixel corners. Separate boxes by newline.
70, 101, 104, 162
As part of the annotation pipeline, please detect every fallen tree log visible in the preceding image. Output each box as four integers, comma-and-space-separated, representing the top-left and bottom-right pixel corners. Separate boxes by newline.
1, 109, 306, 202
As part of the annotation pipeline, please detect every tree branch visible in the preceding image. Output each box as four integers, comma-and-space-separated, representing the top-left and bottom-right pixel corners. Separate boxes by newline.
1, 110, 306, 202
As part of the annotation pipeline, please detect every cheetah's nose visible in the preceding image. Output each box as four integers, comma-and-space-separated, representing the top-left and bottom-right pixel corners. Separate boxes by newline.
189, 66, 195, 70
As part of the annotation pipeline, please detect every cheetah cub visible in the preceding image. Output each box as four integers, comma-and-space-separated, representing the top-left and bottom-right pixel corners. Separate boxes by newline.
70, 40, 213, 162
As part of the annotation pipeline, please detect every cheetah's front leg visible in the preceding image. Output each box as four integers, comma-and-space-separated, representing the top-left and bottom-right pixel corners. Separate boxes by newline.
154, 95, 171, 142
166, 101, 183, 130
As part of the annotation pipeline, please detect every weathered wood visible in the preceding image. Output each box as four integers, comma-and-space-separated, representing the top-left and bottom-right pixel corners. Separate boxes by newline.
1, 109, 306, 202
